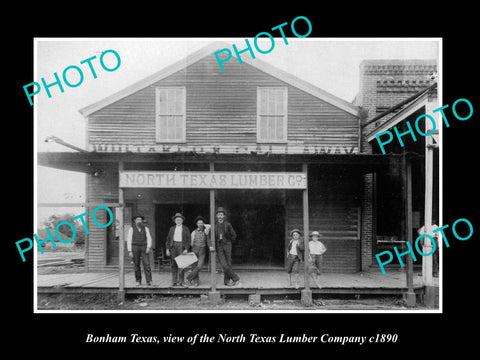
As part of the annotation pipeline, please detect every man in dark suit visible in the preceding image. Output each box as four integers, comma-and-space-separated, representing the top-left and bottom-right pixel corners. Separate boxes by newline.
166, 213, 191, 286
215, 207, 241, 287
127, 215, 152, 286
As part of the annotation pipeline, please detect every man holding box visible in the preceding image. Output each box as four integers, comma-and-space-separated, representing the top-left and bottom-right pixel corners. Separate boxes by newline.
166, 213, 191, 286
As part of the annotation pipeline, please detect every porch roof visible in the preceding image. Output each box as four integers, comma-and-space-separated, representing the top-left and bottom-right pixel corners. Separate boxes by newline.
37, 151, 401, 175
365, 82, 438, 142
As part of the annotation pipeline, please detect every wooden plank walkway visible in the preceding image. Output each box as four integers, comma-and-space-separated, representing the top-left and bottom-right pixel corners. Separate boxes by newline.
37, 269, 430, 296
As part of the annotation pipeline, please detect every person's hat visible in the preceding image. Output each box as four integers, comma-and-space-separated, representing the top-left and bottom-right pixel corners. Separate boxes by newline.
216, 207, 227, 215
309, 231, 323, 237
194, 216, 207, 224
132, 215, 145, 221
290, 229, 302, 236
172, 212, 185, 221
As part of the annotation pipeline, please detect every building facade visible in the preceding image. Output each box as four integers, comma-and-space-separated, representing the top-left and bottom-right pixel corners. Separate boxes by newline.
39, 44, 438, 276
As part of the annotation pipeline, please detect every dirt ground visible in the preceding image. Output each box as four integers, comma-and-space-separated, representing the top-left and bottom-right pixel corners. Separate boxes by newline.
37, 292, 421, 311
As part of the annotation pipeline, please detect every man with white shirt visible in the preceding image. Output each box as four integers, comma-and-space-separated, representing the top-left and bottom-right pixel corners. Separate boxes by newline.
127, 215, 153, 286
166, 213, 191, 286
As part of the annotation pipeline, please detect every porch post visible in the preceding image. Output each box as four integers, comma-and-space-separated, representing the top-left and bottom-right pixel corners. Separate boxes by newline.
118, 161, 125, 303
403, 154, 416, 307
208, 162, 220, 304
210, 188, 216, 291
301, 163, 313, 306
423, 97, 437, 307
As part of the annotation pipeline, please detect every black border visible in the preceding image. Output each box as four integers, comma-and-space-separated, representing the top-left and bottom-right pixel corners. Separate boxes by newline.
7, 6, 478, 355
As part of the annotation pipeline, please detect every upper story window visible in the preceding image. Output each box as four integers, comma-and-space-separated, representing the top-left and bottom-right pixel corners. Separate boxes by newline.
257, 87, 288, 143
155, 87, 186, 142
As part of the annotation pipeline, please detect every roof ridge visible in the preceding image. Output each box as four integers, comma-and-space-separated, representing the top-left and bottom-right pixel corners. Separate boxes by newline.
79, 41, 360, 117
79, 41, 229, 116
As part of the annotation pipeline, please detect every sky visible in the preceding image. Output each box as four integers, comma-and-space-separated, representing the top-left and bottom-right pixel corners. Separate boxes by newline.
35, 38, 440, 222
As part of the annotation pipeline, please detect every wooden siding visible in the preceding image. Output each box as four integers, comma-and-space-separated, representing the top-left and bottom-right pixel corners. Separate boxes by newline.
88, 55, 358, 149
86, 163, 118, 271
286, 168, 362, 273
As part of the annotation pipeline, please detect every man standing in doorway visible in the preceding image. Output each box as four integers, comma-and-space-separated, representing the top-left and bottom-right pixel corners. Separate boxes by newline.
166, 213, 191, 286
215, 207, 242, 287
127, 215, 153, 286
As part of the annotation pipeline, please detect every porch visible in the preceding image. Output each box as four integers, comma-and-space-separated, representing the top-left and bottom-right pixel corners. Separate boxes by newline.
37, 268, 432, 298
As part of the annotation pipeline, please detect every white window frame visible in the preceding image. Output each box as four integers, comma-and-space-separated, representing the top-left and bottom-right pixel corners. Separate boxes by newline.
256, 86, 288, 143
155, 86, 186, 143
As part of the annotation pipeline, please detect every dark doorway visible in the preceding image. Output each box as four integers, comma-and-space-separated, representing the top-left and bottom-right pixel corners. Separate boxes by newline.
228, 203, 285, 267
155, 195, 286, 268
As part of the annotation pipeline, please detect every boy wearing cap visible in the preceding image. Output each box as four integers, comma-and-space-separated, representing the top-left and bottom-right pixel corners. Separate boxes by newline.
215, 207, 241, 287
166, 213, 191, 286
307, 231, 327, 288
185, 216, 212, 287
286, 229, 304, 288
127, 215, 153, 286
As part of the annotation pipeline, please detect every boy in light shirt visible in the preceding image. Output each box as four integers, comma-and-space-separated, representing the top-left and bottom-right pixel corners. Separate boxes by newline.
307, 231, 327, 288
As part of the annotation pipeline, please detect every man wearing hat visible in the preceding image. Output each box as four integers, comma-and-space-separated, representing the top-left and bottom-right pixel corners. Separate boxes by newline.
185, 216, 211, 286
214, 207, 241, 287
166, 213, 191, 286
127, 215, 153, 286
286, 229, 304, 288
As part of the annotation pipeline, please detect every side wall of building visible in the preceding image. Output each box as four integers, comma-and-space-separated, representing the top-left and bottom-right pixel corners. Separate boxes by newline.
355, 60, 437, 270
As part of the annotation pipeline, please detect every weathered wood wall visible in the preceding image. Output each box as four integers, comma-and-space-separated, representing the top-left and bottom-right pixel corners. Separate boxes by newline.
86, 162, 118, 271
286, 166, 362, 273
88, 55, 358, 149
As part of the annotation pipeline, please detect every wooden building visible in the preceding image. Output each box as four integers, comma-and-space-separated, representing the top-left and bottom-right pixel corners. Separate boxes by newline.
38, 43, 437, 281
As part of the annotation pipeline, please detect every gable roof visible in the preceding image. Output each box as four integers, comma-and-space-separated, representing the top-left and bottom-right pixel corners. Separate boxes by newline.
79, 41, 360, 117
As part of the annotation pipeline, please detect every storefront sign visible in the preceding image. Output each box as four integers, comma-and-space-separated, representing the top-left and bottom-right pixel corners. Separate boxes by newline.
119, 171, 307, 189
91, 143, 358, 155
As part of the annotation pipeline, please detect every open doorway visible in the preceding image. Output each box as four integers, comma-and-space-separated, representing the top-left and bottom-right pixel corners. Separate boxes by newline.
217, 189, 286, 268
155, 195, 286, 269
228, 203, 285, 268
